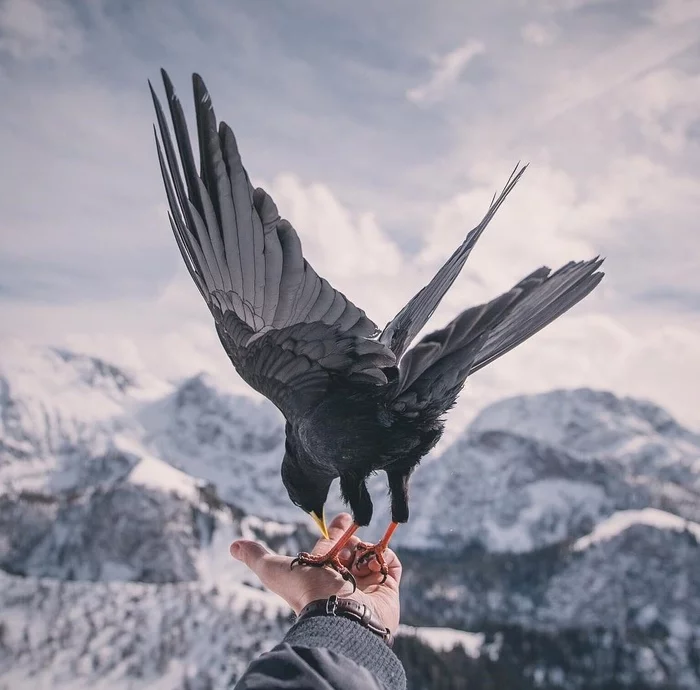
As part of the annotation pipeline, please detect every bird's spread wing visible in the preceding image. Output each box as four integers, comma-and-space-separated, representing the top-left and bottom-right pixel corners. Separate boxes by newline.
379, 164, 527, 362
391, 258, 604, 417
151, 70, 394, 419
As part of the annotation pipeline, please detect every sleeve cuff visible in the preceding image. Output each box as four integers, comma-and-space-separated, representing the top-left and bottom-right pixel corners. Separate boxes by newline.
282, 614, 406, 690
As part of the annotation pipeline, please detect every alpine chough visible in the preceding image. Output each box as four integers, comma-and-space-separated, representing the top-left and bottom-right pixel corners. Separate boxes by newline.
150, 70, 604, 587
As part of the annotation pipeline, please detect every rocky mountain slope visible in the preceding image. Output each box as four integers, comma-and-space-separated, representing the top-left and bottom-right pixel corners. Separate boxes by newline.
1, 342, 699, 688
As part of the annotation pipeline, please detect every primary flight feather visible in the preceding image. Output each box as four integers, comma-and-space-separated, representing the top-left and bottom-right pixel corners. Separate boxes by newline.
150, 70, 604, 584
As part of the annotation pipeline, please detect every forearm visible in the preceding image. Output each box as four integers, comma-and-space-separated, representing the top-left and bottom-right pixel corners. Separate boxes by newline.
234, 616, 406, 690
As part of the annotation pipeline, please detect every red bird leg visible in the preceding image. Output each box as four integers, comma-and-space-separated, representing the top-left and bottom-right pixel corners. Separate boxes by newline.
354, 522, 399, 584
291, 523, 360, 592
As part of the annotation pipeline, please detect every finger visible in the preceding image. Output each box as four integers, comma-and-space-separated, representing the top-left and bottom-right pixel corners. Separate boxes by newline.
230, 539, 270, 570
327, 512, 353, 539
354, 556, 373, 576
353, 547, 402, 584
384, 548, 402, 584
338, 534, 363, 567
311, 512, 353, 555
230, 540, 288, 584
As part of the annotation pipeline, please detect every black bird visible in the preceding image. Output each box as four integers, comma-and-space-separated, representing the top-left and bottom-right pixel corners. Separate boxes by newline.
150, 70, 604, 585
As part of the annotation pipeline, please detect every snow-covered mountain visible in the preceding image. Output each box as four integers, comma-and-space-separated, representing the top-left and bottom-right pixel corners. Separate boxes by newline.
403, 388, 700, 553
471, 388, 700, 487
1, 343, 699, 689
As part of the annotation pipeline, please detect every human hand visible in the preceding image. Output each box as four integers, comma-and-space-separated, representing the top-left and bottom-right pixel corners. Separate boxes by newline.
229, 512, 402, 632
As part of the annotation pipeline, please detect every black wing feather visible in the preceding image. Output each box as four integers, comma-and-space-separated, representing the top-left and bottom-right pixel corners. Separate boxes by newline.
392, 258, 604, 417
152, 71, 392, 420
379, 163, 527, 361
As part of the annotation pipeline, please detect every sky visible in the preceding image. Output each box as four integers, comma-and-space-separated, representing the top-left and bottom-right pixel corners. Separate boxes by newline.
1, 0, 699, 433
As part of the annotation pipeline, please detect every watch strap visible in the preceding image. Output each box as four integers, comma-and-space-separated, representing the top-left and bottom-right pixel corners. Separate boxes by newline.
297, 595, 393, 646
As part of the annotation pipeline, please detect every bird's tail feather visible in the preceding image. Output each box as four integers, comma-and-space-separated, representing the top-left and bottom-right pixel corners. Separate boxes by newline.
392, 258, 604, 415
379, 163, 528, 361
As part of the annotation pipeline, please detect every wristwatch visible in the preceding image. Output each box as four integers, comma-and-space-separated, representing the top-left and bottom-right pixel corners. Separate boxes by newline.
296, 595, 394, 647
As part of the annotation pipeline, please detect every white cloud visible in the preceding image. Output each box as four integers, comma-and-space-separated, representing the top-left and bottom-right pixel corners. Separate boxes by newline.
521, 22, 558, 47
406, 39, 485, 105
416, 163, 596, 305
609, 68, 700, 154
0, 0, 82, 61
262, 174, 403, 280
530, 22, 700, 131
531, 0, 618, 11
412, 152, 700, 322
647, 0, 700, 25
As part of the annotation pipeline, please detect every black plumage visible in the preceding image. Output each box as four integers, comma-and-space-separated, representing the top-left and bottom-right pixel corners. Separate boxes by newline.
150, 71, 604, 571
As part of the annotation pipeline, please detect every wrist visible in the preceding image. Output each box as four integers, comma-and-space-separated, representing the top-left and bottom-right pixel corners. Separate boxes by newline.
295, 582, 358, 613
296, 594, 394, 646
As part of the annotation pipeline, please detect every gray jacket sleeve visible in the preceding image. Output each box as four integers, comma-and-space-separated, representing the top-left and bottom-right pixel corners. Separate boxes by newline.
234, 615, 406, 690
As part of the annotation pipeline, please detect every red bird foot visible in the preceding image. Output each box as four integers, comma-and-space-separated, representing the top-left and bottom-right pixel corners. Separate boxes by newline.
290, 552, 357, 593
354, 542, 389, 584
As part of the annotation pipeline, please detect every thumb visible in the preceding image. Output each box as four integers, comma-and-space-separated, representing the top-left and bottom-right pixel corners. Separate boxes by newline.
229, 540, 295, 605
230, 539, 271, 575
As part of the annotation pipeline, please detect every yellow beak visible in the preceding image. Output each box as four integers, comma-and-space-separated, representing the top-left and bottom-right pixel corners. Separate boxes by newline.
310, 510, 329, 539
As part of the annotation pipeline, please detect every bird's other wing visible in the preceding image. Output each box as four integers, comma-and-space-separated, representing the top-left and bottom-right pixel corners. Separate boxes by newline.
150, 70, 394, 420
378, 163, 527, 362
467, 258, 604, 374
390, 258, 604, 418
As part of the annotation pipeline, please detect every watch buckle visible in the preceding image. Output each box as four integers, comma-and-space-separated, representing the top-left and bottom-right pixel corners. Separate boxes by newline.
325, 594, 339, 615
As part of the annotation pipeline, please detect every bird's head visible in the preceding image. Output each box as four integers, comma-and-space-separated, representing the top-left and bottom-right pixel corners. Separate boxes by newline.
281, 448, 333, 539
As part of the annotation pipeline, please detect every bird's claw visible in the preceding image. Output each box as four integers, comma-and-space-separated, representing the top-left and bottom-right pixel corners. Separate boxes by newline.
354, 542, 389, 584
290, 551, 357, 593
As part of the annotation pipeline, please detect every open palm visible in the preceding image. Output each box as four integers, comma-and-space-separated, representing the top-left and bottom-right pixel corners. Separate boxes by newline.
230, 513, 402, 632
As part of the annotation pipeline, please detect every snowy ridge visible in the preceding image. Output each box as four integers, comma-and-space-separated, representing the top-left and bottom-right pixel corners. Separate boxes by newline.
573, 508, 700, 551
0, 570, 289, 690
397, 625, 486, 657
0, 342, 169, 495
540, 515, 700, 642
137, 373, 297, 521
126, 451, 201, 503
469, 388, 700, 483
402, 429, 644, 553
401, 388, 700, 552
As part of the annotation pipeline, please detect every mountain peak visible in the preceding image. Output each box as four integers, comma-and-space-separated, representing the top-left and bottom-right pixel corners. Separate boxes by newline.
173, 372, 233, 408
469, 387, 697, 457
50, 348, 135, 394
